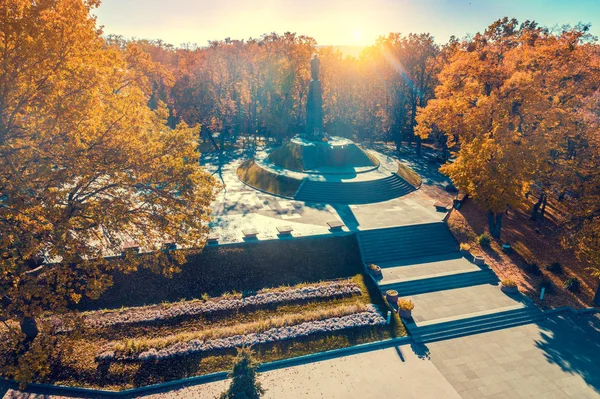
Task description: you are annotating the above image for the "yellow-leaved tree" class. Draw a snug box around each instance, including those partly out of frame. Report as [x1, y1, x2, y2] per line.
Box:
[0, 0, 216, 381]
[416, 18, 600, 238]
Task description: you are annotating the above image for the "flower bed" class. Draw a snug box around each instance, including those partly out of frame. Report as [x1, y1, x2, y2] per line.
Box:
[82, 281, 362, 330]
[98, 305, 385, 362]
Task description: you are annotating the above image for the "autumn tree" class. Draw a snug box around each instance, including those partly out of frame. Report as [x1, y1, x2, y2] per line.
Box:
[416, 18, 600, 238]
[0, 0, 216, 380]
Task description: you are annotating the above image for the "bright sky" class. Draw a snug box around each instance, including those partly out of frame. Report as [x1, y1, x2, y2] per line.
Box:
[94, 0, 600, 47]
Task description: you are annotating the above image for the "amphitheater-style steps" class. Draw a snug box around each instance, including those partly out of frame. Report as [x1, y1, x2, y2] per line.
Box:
[379, 268, 498, 296]
[301, 145, 321, 171]
[359, 222, 458, 264]
[294, 174, 414, 204]
[409, 306, 544, 344]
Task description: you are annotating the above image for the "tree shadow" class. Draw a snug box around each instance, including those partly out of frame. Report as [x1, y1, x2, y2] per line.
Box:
[534, 313, 600, 395]
[409, 341, 431, 360]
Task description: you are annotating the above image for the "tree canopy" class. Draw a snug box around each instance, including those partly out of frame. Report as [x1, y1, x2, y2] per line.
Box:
[0, 0, 217, 377]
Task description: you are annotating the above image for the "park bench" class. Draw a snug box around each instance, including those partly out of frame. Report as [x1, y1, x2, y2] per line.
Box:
[327, 220, 345, 231]
[434, 201, 452, 212]
[242, 229, 259, 239]
[207, 235, 219, 245]
[276, 225, 294, 235]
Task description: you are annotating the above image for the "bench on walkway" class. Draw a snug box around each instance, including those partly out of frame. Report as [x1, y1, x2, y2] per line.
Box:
[242, 229, 259, 239]
[327, 220, 345, 231]
[434, 201, 452, 212]
[276, 225, 294, 235]
[207, 235, 219, 245]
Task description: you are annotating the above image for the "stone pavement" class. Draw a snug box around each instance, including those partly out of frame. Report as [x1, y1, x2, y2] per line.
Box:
[427, 313, 600, 398]
[133, 346, 463, 399]
[202, 148, 453, 243]
[407, 284, 527, 325]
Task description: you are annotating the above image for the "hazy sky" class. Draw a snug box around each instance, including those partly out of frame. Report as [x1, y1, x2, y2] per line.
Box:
[94, 0, 600, 47]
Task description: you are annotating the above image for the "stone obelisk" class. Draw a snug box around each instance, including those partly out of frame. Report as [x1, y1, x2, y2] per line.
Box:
[306, 55, 323, 140]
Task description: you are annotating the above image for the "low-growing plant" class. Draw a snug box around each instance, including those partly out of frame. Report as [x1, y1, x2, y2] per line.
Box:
[500, 279, 517, 288]
[367, 264, 380, 271]
[103, 305, 386, 362]
[459, 243, 472, 251]
[113, 301, 369, 354]
[563, 277, 580, 292]
[524, 262, 541, 276]
[477, 233, 491, 248]
[397, 299, 414, 311]
[546, 262, 563, 274]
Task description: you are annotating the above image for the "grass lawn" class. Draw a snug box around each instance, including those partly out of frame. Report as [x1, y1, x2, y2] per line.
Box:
[267, 142, 304, 171]
[237, 159, 301, 197]
[448, 199, 598, 309]
[396, 161, 422, 189]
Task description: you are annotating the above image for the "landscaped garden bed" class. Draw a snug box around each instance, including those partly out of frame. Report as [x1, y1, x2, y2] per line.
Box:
[7, 273, 405, 390]
[70, 280, 362, 330]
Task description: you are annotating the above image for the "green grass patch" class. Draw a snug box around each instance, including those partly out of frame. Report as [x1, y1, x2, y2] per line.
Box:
[79, 234, 363, 310]
[396, 162, 422, 188]
[267, 142, 304, 171]
[237, 159, 301, 197]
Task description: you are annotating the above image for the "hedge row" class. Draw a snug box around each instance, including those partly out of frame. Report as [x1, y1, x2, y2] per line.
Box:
[82, 281, 361, 330]
[98, 305, 385, 362]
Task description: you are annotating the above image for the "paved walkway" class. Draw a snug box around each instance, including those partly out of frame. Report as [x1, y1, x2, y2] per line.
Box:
[5, 313, 597, 398]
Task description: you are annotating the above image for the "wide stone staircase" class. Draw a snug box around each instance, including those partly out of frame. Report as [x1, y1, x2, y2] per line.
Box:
[410, 306, 544, 344]
[294, 174, 414, 204]
[358, 222, 458, 263]
[358, 222, 544, 343]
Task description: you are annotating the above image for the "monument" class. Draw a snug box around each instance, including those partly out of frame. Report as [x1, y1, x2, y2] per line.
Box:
[306, 55, 323, 140]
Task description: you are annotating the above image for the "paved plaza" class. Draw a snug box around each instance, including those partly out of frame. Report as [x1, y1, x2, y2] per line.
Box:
[203, 148, 452, 243]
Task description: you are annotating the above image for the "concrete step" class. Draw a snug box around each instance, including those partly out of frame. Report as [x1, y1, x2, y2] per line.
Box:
[295, 175, 414, 204]
[380, 269, 498, 296]
[359, 223, 458, 263]
[411, 307, 544, 343]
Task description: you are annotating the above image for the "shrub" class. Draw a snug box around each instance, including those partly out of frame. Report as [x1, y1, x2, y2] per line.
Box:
[524, 263, 541, 276]
[477, 233, 491, 248]
[397, 299, 414, 311]
[546, 262, 563, 274]
[539, 277, 554, 294]
[563, 277, 580, 292]
[367, 264, 381, 272]
[460, 243, 472, 251]
[500, 279, 517, 288]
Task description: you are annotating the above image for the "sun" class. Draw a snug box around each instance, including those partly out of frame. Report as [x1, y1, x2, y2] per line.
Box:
[353, 29, 364, 45]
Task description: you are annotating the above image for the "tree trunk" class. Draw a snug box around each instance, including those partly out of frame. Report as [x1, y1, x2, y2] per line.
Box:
[539, 195, 548, 222]
[416, 136, 422, 157]
[487, 211, 503, 239]
[20, 317, 39, 346]
[530, 193, 545, 221]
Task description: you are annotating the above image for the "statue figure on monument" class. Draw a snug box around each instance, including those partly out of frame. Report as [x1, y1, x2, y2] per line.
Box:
[310, 54, 320, 81]
[306, 55, 323, 139]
